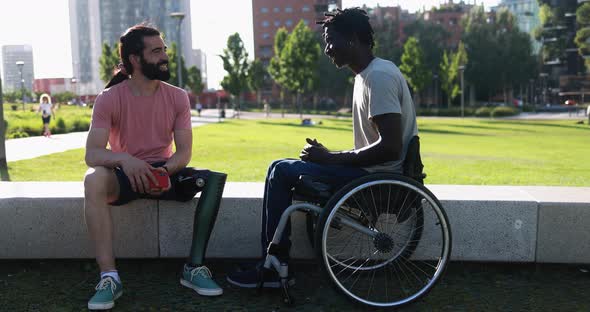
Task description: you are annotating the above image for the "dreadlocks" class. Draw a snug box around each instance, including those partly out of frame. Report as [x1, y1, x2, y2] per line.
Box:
[317, 8, 375, 49]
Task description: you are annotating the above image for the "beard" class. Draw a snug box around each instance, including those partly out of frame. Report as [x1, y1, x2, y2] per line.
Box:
[140, 56, 170, 81]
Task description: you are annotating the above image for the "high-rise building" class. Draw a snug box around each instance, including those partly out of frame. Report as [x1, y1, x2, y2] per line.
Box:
[192, 49, 207, 90]
[252, 0, 342, 67]
[494, 0, 541, 54]
[69, 0, 194, 95]
[1, 45, 34, 92]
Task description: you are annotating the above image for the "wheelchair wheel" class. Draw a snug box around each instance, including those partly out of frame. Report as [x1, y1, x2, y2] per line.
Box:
[314, 173, 451, 308]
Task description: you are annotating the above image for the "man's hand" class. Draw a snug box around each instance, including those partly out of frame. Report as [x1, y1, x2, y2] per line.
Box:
[147, 167, 171, 196]
[119, 156, 158, 194]
[300, 138, 332, 163]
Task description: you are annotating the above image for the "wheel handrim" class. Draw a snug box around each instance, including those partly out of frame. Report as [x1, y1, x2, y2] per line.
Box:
[321, 179, 451, 307]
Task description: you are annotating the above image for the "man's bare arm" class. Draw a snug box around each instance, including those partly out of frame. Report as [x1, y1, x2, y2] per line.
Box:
[85, 128, 129, 168]
[300, 113, 402, 166]
[163, 129, 193, 174]
[85, 128, 157, 193]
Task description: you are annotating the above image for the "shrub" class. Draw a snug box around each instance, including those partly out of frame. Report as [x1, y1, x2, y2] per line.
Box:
[417, 107, 475, 117]
[53, 117, 67, 134]
[475, 107, 493, 117]
[491, 106, 519, 118]
[6, 128, 29, 139]
[10, 105, 18, 111]
[71, 119, 90, 132]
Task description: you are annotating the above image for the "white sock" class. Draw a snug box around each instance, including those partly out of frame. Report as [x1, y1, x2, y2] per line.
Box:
[100, 270, 121, 283]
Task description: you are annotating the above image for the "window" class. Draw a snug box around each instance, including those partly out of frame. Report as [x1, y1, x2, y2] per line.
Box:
[262, 20, 269, 27]
[273, 7, 280, 13]
[302, 5, 310, 12]
[285, 19, 293, 27]
[285, 6, 293, 13]
[274, 20, 281, 27]
[303, 19, 309, 25]
[260, 45, 272, 57]
[261, 7, 268, 13]
[262, 33, 270, 40]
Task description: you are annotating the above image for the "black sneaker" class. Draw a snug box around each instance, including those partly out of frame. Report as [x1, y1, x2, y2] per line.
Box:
[226, 262, 295, 289]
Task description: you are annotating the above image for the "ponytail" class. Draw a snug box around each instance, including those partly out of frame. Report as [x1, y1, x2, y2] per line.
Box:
[104, 64, 129, 89]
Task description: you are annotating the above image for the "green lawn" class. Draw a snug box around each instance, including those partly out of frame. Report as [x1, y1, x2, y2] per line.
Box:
[6, 118, 590, 186]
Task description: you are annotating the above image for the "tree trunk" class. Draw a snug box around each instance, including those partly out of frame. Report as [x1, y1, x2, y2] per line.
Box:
[257, 90, 261, 109]
[313, 93, 318, 112]
[297, 93, 302, 120]
[280, 89, 285, 118]
[0, 77, 10, 181]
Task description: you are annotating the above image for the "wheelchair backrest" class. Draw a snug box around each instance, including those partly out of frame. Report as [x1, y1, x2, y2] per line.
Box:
[402, 136, 426, 184]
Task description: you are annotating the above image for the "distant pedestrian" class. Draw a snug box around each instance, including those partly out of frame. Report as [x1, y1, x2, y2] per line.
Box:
[37, 94, 54, 137]
[263, 99, 270, 118]
[196, 102, 203, 116]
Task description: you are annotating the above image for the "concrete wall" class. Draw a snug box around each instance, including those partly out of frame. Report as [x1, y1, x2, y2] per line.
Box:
[1, 182, 589, 263]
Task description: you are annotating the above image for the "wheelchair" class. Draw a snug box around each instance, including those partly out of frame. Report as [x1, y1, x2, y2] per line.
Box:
[259, 137, 452, 308]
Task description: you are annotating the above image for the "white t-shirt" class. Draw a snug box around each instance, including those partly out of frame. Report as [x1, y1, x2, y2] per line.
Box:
[352, 57, 418, 173]
[39, 102, 52, 116]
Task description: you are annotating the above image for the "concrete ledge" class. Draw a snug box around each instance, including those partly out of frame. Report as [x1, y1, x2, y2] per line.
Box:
[1, 182, 589, 263]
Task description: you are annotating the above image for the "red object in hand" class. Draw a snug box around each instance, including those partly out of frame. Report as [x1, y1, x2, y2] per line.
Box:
[149, 168, 170, 190]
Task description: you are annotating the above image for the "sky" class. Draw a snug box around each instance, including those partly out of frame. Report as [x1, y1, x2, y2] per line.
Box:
[0, 0, 501, 90]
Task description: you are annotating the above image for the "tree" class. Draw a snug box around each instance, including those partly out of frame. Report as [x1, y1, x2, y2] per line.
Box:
[220, 33, 249, 118]
[99, 42, 119, 84]
[439, 51, 455, 107]
[268, 27, 289, 116]
[186, 66, 203, 96]
[403, 20, 449, 73]
[463, 6, 536, 103]
[52, 91, 76, 104]
[440, 42, 468, 107]
[0, 77, 9, 181]
[247, 58, 266, 107]
[167, 42, 189, 89]
[279, 21, 322, 119]
[374, 18, 403, 65]
[400, 36, 431, 106]
[575, 3, 590, 71]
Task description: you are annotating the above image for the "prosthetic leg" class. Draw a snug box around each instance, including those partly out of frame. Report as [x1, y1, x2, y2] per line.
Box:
[173, 169, 227, 266]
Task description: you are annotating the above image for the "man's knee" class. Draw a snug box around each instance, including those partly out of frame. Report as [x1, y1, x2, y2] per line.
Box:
[270, 159, 303, 182]
[84, 167, 117, 201]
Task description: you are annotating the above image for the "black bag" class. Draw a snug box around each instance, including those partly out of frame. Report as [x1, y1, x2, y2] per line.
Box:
[402, 136, 426, 185]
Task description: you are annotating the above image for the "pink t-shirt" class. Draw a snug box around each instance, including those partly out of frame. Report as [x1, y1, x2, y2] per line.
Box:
[90, 80, 192, 163]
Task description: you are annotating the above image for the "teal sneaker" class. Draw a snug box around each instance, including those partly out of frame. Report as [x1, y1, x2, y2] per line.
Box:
[180, 264, 223, 296]
[87, 276, 123, 310]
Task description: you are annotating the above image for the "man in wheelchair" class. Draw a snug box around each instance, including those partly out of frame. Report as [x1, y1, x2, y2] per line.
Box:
[227, 7, 418, 289]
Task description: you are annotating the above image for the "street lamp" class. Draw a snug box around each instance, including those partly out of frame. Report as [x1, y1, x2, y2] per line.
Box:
[458, 65, 465, 118]
[170, 12, 185, 89]
[16, 61, 25, 111]
[433, 74, 439, 108]
[71, 77, 77, 105]
[540, 72, 549, 107]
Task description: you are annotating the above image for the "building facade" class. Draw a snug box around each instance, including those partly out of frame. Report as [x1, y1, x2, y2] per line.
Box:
[33, 78, 77, 95]
[423, 1, 473, 49]
[192, 49, 207, 90]
[495, 0, 542, 54]
[1, 45, 35, 92]
[69, 0, 194, 96]
[252, 0, 341, 66]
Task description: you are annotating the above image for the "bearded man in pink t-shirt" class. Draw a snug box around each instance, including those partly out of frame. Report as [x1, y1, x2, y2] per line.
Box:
[84, 24, 225, 310]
